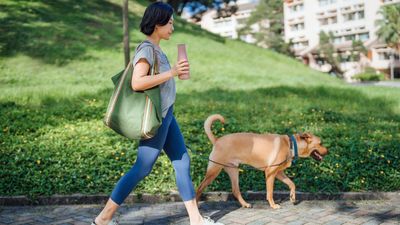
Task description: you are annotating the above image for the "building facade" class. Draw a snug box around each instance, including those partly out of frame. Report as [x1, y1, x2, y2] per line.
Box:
[200, 0, 260, 43]
[283, 0, 400, 80]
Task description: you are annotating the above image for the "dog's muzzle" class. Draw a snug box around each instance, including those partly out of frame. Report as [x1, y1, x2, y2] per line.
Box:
[310, 150, 324, 161]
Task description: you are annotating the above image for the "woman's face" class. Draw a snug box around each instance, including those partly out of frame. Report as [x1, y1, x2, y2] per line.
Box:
[155, 16, 174, 40]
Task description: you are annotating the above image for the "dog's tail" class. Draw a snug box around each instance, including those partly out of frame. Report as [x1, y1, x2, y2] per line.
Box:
[204, 114, 225, 145]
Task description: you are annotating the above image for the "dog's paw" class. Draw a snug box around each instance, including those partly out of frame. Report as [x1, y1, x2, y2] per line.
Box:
[271, 204, 281, 209]
[291, 199, 300, 205]
[242, 203, 252, 208]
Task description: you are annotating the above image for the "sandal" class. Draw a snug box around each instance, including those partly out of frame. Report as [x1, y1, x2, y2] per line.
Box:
[202, 216, 224, 225]
[91, 218, 119, 225]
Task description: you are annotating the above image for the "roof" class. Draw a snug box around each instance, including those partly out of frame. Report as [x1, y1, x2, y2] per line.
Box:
[237, 2, 258, 12]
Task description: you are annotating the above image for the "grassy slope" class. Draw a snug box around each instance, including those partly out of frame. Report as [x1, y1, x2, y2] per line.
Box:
[0, 0, 399, 197]
[0, 0, 343, 104]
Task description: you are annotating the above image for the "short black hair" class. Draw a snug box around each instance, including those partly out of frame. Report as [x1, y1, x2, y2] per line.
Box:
[140, 2, 174, 36]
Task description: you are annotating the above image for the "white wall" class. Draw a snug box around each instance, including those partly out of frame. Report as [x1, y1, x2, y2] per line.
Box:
[283, 0, 400, 78]
[284, 0, 385, 53]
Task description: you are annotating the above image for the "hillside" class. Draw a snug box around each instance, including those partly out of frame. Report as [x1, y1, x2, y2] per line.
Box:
[0, 0, 344, 104]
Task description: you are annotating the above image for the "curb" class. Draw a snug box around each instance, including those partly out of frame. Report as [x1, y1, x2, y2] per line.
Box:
[1, 191, 399, 206]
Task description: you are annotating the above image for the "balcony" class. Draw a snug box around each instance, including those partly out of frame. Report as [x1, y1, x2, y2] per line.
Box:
[285, 0, 304, 6]
[381, 0, 400, 5]
[318, 0, 338, 7]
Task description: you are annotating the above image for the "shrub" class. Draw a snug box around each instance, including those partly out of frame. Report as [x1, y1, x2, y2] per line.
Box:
[354, 69, 385, 82]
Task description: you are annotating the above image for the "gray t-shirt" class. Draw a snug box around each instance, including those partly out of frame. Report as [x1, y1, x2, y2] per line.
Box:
[132, 41, 176, 118]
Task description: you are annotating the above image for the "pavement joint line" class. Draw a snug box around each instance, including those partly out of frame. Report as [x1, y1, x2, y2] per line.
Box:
[1, 191, 399, 206]
[1, 199, 399, 225]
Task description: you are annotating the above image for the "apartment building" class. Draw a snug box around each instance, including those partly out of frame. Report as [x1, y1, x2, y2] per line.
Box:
[200, 0, 260, 43]
[284, 0, 400, 80]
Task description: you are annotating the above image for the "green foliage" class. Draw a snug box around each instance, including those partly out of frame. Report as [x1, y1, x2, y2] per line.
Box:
[1, 86, 399, 197]
[376, 4, 400, 51]
[318, 31, 343, 76]
[354, 67, 385, 81]
[349, 40, 367, 61]
[318, 33, 369, 76]
[0, 0, 399, 198]
[240, 0, 293, 56]
[354, 73, 385, 82]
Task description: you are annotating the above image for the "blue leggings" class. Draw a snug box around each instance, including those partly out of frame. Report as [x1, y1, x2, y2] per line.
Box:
[110, 106, 195, 205]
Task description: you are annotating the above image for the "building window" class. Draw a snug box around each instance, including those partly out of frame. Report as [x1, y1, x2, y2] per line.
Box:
[359, 32, 369, 41]
[382, 0, 397, 4]
[334, 36, 342, 44]
[290, 23, 305, 31]
[378, 52, 391, 60]
[357, 11, 365, 19]
[343, 13, 355, 21]
[290, 4, 304, 13]
[343, 10, 365, 21]
[292, 41, 309, 49]
[319, 18, 328, 25]
[345, 34, 355, 41]
[378, 52, 399, 60]
[319, 16, 337, 26]
[214, 19, 233, 28]
[319, 0, 337, 7]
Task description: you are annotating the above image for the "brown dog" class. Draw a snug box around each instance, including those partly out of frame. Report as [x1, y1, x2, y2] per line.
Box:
[196, 114, 329, 209]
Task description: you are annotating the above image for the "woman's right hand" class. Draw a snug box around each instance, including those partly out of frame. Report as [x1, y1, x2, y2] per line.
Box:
[171, 60, 189, 77]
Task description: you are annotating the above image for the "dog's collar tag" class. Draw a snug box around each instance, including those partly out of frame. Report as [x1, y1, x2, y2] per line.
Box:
[290, 135, 299, 164]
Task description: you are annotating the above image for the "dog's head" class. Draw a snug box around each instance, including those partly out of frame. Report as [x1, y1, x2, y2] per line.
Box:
[297, 133, 328, 161]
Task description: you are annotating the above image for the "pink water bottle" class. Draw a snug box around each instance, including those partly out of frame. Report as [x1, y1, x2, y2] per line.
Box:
[177, 44, 190, 80]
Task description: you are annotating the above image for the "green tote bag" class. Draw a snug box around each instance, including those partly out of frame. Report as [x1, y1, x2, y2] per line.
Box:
[103, 45, 162, 140]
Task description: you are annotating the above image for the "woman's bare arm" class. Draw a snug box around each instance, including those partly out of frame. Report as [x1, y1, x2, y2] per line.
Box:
[131, 59, 189, 91]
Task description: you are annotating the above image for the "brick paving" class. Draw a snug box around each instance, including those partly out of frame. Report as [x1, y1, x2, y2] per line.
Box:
[0, 200, 399, 225]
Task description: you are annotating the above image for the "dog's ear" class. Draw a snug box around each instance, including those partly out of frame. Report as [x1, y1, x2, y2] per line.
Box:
[299, 132, 312, 144]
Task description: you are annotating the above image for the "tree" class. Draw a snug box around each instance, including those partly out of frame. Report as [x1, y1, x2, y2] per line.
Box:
[350, 40, 367, 62]
[239, 0, 292, 56]
[376, 4, 400, 52]
[376, 4, 400, 79]
[122, 0, 130, 67]
[318, 31, 343, 76]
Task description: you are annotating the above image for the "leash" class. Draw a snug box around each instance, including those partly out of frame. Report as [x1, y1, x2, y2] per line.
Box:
[290, 134, 299, 164]
[185, 135, 298, 171]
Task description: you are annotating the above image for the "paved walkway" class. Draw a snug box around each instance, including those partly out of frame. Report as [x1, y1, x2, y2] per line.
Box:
[1, 199, 399, 225]
[351, 81, 400, 88]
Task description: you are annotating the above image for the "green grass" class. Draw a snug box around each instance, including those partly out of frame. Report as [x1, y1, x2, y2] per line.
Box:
[1, 0, 399, 198]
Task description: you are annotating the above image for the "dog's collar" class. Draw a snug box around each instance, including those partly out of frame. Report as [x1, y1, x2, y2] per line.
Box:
[289, 135, 299, 163]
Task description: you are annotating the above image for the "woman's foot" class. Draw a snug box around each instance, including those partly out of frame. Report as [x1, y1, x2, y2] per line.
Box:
[92, 217, 119, 225]
[201, 216, 224, 225]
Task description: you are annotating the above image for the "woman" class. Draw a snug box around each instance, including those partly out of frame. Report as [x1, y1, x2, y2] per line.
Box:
[92, 2, 224, 225]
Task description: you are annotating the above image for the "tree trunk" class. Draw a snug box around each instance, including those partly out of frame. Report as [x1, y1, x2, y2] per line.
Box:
[390, 53, 394, 80]
[123, 0, 130, 67]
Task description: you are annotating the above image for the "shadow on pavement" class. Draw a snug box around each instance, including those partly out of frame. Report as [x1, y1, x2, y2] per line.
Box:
[370, 209, 400, 223]
[334, 200, 400, 223]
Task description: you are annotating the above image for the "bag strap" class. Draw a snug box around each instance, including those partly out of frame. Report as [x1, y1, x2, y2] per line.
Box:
[136, 40, 159, 77]
[149, 44, 159, 77]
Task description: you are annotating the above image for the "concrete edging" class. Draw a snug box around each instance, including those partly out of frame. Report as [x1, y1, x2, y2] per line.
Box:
[1, 191, 399, 206]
